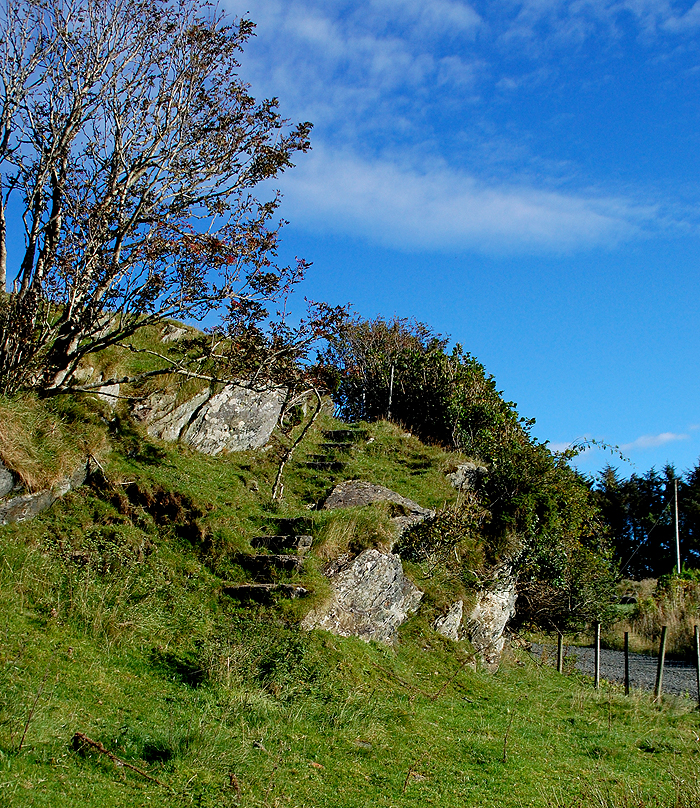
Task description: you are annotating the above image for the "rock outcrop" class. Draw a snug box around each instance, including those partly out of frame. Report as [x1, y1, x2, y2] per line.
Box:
[160, 323, 188, 343]
[301, 548, 423, 645]
[97, 382, 120, 409]
[132, 384, 285, 455]
[0, 461, 15, 498]
[0, 461, 90, 526]
[446, 462, 487, 491]
[466, 563, 517, 672]
[323, 480, 433, 539]
[434, 600, 464, 641]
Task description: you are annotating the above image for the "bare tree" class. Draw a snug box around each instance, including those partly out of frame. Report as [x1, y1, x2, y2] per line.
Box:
[0, 0, 313, 394]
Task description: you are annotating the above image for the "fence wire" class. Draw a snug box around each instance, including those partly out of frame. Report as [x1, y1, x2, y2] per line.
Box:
[530, 643, 698, 698]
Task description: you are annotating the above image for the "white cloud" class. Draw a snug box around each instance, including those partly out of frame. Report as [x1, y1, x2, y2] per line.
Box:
[620, 431, 690, 451]
[372, 0, 482, 35]
[276, 147, 655, 251]
[225, 0, 694, 251]
[663, 1, 700, 31]
[498, 0, 700, 47]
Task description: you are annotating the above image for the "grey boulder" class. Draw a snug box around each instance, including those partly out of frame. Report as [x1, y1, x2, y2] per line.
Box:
[323, 480, 433, 539]
[446, 462, 487, 491]
[466, 563, 517, 672]
[0, 461, 15, 498]
[301, 548, 423, 645]
[0, 461, 90, 526]
[434, 600, 464, 641]
[133, 384, 285, 455]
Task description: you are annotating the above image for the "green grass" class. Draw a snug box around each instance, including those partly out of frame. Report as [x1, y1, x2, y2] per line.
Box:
[3, 591, 700, 808]
[3, 400, 700, 807]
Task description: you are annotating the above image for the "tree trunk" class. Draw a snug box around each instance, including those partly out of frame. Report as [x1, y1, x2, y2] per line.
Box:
[0, 196, 6, 293]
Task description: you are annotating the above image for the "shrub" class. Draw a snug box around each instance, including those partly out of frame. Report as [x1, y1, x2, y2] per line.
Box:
[396, 494, 488, 585]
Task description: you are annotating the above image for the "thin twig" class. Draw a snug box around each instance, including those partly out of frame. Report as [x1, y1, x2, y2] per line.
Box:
[429, 656, 473, 701]
[71, 732, 173, 791]
[87, 453, 105, 475]
[18, 655, 53, 752]
[402, 750, 429, 794]
[272, 386, 322, 501]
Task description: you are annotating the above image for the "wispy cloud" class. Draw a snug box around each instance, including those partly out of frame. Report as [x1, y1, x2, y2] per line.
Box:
[227, 0, 697, 250]
[620, 432, 690, 451]
[368, 0, 482, 36]
[500, 1, 700, 45]
[278, 148, 657, 251]
[663, 1, 700, 32]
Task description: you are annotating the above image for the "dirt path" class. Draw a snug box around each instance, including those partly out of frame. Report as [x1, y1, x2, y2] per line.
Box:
[530, 642, 699, 699]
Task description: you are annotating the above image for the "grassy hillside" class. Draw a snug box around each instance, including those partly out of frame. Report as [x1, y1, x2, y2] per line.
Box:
[2, 392, 700, 807]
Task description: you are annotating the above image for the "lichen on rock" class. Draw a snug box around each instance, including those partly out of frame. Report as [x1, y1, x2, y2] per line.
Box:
[434, 600, 464, 641]
[466, 563, 517, 672]
[132, 383, 285, 455]
[446, 462, 487, 491]
[301, 548, 423, 645]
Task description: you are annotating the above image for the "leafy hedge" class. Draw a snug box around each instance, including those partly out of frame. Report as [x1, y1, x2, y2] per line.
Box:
[322, 314, 617, 629]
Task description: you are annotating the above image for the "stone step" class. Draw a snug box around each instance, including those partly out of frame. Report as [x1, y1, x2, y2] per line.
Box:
[322, 429, 368, 443]
[318, 442, 354, 453]
[305, 461, 346, 471]
[232, 553, 304, 578]
[308, 453, 350, 462]
[222, 583, 309, 603]
[249, 534, 313, 555]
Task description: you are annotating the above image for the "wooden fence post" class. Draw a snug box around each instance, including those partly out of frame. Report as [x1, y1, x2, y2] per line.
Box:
[594, 621, 601, 689]
[624, 631, 630, 696]
[654, 625, 668, 702]
[557, 633, 563, 674]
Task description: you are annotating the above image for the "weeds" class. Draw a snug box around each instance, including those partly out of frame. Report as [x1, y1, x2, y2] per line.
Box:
[606, 577, 700, 658]
[2, 404, 700, 807]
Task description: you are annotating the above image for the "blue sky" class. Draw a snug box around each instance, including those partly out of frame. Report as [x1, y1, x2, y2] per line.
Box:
[222, 0, 700, 478]
[233, 1, 699, 477]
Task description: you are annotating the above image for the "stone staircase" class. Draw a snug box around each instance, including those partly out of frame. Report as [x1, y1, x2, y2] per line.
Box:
[222, 426, 369, 605]
[222, 533, 313, 604]
[304, 427, 369, 472]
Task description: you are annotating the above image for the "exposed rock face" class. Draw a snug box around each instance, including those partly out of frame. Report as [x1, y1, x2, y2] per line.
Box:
[301, 548, 423, 645]
[97, 382, 120, 409]
[0, 461, 15, 498]
[446, 462, 487, 491]
[132, 384, 285, 455]
[133, 389, 210, 443]
[467, 563, 517, 672]
[323, 480, 433, 539]
[160, 323, 188, 343]
[185, 385, 285, 455]
[434, 600, 464, 641]
[0, 461, 90, 525]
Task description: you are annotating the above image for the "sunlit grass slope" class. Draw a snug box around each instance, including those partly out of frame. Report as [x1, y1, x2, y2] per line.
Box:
[1, 394, 700, 807]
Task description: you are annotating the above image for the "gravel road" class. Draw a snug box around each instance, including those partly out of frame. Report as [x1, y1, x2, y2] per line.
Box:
[530, 643, 699, 699]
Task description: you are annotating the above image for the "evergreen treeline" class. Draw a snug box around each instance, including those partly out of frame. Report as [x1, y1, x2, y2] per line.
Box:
[592, 463, 700, 579]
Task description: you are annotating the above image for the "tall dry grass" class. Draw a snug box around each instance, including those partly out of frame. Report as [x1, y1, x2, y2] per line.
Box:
[609, 577, 700, 658]
[0, 394, 105, 491]
[314, 503, 397, 561]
